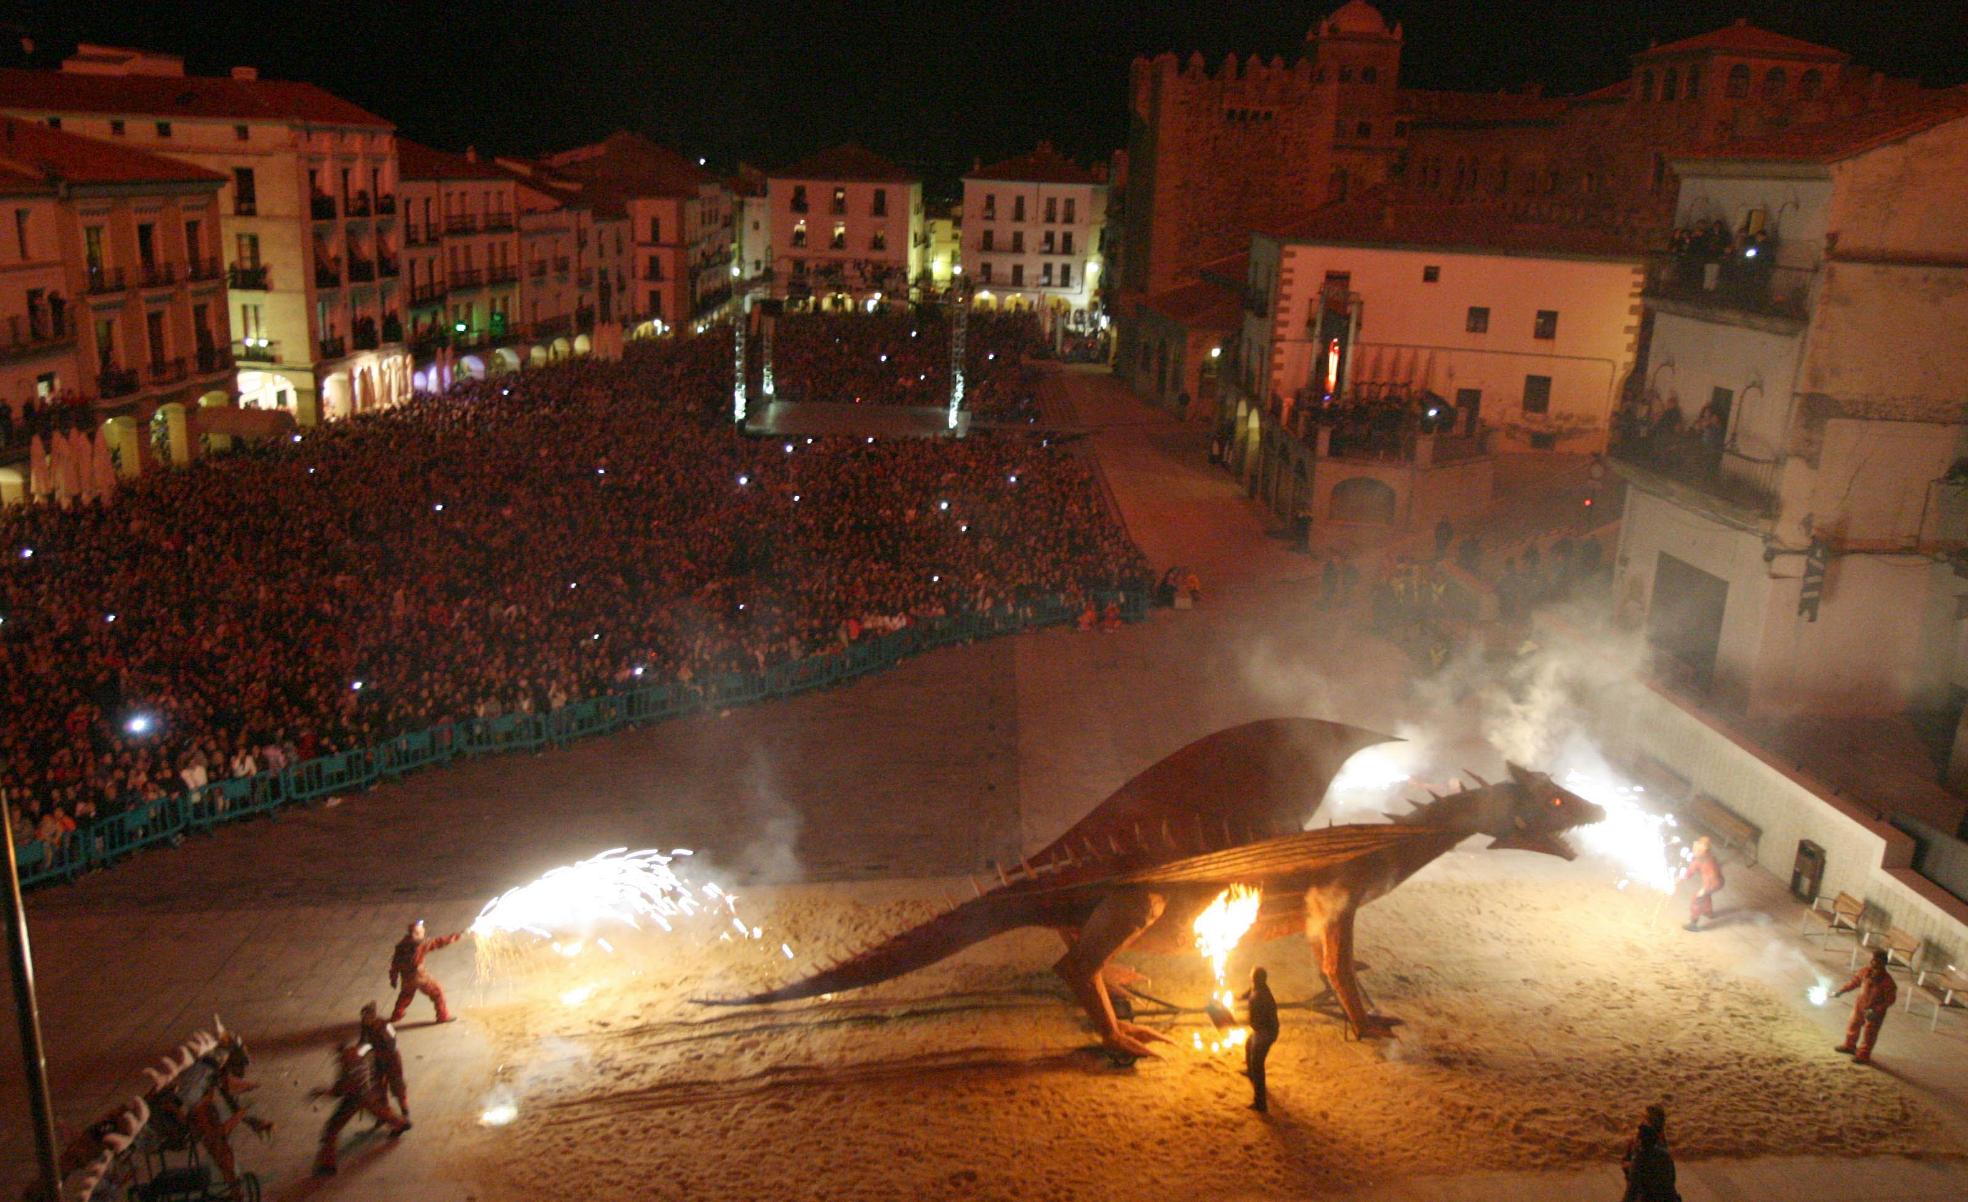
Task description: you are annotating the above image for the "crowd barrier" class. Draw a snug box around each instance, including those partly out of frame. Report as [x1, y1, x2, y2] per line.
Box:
[12, 591, 1148, 888]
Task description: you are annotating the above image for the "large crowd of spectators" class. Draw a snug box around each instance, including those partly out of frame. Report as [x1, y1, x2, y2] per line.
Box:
[2, 324, 1148, 859]
[767, 309, 1044, 420]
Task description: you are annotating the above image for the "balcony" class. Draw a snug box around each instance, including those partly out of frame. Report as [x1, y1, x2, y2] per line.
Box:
[529, 314, 572, 338]
[483, 211, 515, 232]
[410, 281, 447, 306]
[148, 357, 188, 385]
[445, 213, 478, 235]
[1609, 421, 1780, 522]
[234, 337, 277, 363]
[382, 314, 403, 343]
[405, 225, 430, 247]
[311, 194, 338, 220]
[316, 264, 343, 289]
[228, 263, 271, 290]
[233, 198, 257, 217]
[348, 257, 377, 283]
[488, 264, 520, 286]
[450, 267, 484, 290]
[195, 344, 234, 374]
[352, 327, 380, 351]
[1, 313, 73, 362]
[317, 335, 347, 360]
[409, 330, 449, 358]
[139, 261, 176, 289]
[376, 193, 397, 216]
[86, 266, 127, 295]
[97, 366, 140, 398]
[1647, 250, 1814, 331]
[347, 194, 373, 218]
[640, 268, 666, 283]
[187, 257, 222, 282]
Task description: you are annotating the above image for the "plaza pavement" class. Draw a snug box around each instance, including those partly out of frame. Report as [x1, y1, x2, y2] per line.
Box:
[3, 364, 1964, 1199]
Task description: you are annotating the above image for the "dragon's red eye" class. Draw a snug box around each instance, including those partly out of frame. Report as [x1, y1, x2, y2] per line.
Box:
[1551, 797, 1563, 807]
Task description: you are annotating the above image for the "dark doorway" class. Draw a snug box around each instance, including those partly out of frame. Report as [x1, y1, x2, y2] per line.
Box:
[1648, 553, 1728, 690]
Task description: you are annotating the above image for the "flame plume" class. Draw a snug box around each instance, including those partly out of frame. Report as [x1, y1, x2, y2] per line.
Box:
[1190, 885, 1262, 1054]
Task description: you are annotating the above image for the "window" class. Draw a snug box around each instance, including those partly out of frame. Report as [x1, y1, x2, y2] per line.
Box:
[1063, 197, 1076, 223]
[983, 194, 996, 219]
[1013, 196, 1025, 221]
[109, 119, 125, 136]
[44, 116, 59, 129]
[1061, 231, 1074, 254]
[647, 216, 661, 242]
[980, 261, 993, 284]
[981, 229, 994, 251]
[95, 317, 115, 367]
[155, 121, 172, 138]
[1010, 230, 1024, 253]
[146, 310, 167, 366]
[1726, 64, 1750, 98]
[1533, 309, 1558, 339]
[1058, 262, 1070, 287]
[1045, 197, 1057, 223]
[234, 124, 249, 141]
[791, 185, 808, 212]
[791, 220, 807, 248]
[1422, 265, 1440, 283]
[232, 167, 256, 215]
[648, 291, 663, 318]
[829, 222, 846, 250]
[183, 218, 200, 261]
[1465, 306, 1489, 333]
[1686, 64, 1702, 97]
[1522, 375, 1552, 414]
[1799, 68, 1823, 99]
[1338, 66, 1354, 83]
[1356, 121, 1372, 138]
[645, 257, 663, 281]
[1662, 67, 1678, 101]
[12, 208, 27, 258]
[831, 187, 846, 215]
[84, 226, 105, 270]
[1762, 67, 1786, 99]
[1011, 264, 1024, 286]
[872, 188, 887, 217]
[870, 229, 886, 251]
[1042, 230, 1055, 253]
[1652, 152, 1667, 192]
[236, 232, 259, 267]
[1362, 66, 1377, 83]
[1041, 263, 1053, 286]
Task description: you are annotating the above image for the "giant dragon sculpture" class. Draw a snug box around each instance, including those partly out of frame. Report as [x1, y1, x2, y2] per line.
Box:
[711, 718, 1605, 1055]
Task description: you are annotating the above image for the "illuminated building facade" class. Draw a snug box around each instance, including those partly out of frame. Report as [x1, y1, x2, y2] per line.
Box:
[961, 143, 1107, 337]
[397, 140, 521, 369]
[766, 144, 922, 306]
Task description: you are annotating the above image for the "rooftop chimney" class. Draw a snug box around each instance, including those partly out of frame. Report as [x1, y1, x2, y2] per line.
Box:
[230, 66, 258, 81]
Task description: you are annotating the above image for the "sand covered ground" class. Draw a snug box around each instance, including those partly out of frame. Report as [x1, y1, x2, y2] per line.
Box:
[465, 855, 1960, 1202]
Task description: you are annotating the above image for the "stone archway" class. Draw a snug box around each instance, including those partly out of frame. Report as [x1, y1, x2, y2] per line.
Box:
[550, 336, 573, 361]
[529, 344, 551, 368]
[149, 401, 191, 467]
[320, 370, 353, 422]
[456, 354, 486, 380]
[492, 347, 523, 375]
[573, 333, 593, 356]
[102, 415, 143, 478]
[1331, 475, 1398, 525]
[196, 390, 235, 455]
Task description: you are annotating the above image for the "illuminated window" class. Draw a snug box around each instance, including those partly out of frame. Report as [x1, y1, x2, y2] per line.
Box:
[1041, 263, 1053, 286]
[791, 220, 807, 248]
[830, 222, 846, 250]
[831, 187, 846, 215]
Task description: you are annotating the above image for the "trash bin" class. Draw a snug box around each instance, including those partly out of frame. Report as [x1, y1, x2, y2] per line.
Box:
[1790, 839, 1825, 902]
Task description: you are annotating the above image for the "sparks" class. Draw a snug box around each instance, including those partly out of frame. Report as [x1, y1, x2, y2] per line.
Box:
[1562, 770, 1683, 892]
[1192, 885, 1262, 1054]
[1807, 983, 1830, 1007]
[480, 1101, 518, 1127]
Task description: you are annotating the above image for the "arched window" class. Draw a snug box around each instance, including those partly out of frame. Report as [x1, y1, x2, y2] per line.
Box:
[1639, 70, 1655, 102]
[1662, 67, 1679, 101]
[1686, 64, 1702, 98]
[1726, 64, 1751, 98]
[1763, 67, 1786, 99]
[1799, 68, 1823, 98]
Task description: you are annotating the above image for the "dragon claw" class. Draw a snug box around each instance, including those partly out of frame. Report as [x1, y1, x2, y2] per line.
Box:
[1117, 1020, 1173, 1047]
[1103, 1032, 1160, 1059]
[1353, 1014, 1404, 1039]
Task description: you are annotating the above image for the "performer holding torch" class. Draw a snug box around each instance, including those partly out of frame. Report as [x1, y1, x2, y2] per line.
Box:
[389, 920, 464, 1023]
[1833, 949, 1897, 1065]
[1240, 966, 1280, 1113]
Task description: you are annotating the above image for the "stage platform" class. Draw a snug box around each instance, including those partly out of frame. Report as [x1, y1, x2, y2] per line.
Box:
[742, 400, 969, 439]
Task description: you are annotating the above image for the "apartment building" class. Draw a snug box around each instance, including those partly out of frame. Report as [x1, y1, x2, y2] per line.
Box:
[731, 164, 770, 286]
[1612, 91, 1968, 715]
[543, 133, 734, 333]
[492, 156, 632, 352]
[0, 45, 410, 424]
[961, 143, 1106, 333]
[397, 140, 522, 364]
[0, 157, 77, 421]
[767, 144, 922, 306]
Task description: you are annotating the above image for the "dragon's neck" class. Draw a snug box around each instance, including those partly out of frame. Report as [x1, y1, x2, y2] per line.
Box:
[1391, 777, 1515, 836]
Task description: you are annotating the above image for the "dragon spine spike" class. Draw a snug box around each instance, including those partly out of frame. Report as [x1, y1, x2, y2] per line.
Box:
[993, 862, 1009, 887]
[969, 875, 984, 898]
[1020, 856, 1035, 878]
[1463, 770, 1490, 788]
[1222, 816, 1234, 844]
[1161, 820, 1176, 849]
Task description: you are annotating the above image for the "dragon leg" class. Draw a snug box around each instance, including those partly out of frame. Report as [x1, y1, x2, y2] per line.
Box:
[1053, 890, 1172, 1057]
[1310, 905, 1402, 1039]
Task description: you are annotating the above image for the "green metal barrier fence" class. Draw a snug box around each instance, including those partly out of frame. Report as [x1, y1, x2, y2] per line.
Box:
[14, 591, 1147, 888]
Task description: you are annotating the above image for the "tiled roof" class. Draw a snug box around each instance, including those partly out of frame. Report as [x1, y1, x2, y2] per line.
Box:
[0, 116, 227, 187]
[1681, 86, 1968, 164]
[1140, 261, 1245, 331]
[396, 139, 513, 182]
[544, 132, 714, 199]
[1634, 20, 1846, 63]
[966, 143, 1100, 185]
[1264, 192, 1648, 259]
[0, 66, 391, 128]
[772, 143, 915, 184]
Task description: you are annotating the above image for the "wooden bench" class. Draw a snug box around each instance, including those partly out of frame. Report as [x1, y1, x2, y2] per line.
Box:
[1852, 925, 1923, 974]
[1801, 891, 1865, 946]
[1907, 966, 1968, 1032]
[1683, 792, 1760, 864]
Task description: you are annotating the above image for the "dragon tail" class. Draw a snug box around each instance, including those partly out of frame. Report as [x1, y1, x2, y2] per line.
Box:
[698, 891, 1036, 1006]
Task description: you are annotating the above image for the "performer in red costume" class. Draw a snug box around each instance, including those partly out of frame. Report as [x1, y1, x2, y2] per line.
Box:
[1833, 949, 1898, 1065]
[388, 920, 464, 1023]
[1680, 837, 1725, 931]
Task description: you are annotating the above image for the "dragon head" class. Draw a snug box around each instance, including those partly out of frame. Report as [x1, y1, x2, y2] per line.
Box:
[1481, 762, 1605, 861]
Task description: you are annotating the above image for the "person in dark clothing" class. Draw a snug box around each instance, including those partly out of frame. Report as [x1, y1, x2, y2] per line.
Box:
[1240, 965, 1281, 1113]
[1620, 1104, 1679, 1202]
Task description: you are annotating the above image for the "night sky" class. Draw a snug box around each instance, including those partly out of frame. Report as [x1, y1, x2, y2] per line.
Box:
[16, 0, 1968, 193]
